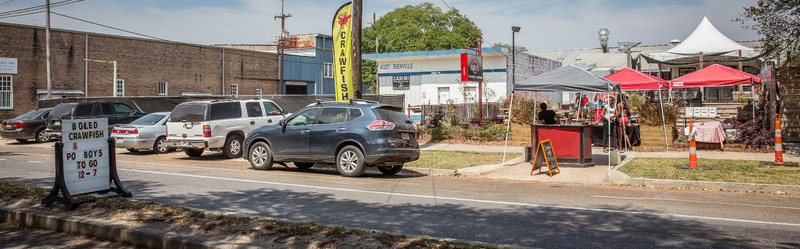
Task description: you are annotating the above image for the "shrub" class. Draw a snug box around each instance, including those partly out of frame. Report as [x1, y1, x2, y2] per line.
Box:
[734, 101, 773, 148]
[463, 124, 507, 141]
[627, 92, 643, 111]
[638, 97, 679, 126]
[502, 92, 548, 125]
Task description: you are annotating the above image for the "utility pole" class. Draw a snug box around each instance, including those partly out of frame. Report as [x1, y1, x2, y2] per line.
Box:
[274, 0, 291, 95]
[352, 0, 362, 98]
[45, 0, 52, 99]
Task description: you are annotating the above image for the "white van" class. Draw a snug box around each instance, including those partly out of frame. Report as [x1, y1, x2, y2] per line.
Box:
[166, 99, 285, 158]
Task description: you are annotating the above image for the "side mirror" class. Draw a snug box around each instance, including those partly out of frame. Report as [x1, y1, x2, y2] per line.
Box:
[279, 119, 286, 127]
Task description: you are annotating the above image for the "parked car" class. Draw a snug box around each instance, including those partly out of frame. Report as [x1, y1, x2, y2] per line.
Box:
[1, 108, 53, 143]
[111, 112, 173, 154]
[45, 101, 146, 140]
[166, 99, 286, 159]
[243, 100, 420, 177]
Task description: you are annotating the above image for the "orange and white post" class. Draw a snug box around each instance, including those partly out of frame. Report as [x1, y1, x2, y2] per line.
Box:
[689, 117, 698, 169]
[775, 114, 784, 165]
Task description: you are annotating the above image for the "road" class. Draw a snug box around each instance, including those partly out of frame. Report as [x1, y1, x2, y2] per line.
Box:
[1, 140, 799, 248]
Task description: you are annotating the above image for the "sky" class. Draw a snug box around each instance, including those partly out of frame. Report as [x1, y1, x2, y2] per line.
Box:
[0, 0, 762, 51]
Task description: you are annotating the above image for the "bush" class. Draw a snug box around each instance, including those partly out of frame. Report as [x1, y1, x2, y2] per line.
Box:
[502, 92, 548, 125]
[628, 92, 643, 111]
[463, 124, 507, 141]
[734, 101, 773, 148]
[638, 98, 679, 126]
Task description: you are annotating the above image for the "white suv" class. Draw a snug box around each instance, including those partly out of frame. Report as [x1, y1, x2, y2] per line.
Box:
[166, 99, 285, 158]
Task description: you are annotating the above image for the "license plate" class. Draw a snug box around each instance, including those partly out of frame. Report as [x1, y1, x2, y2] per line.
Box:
[54, 120, 61, 126]
[116, 139, 124, 143]
[401, 133, 410, 140]
[181, 141, 189, 146]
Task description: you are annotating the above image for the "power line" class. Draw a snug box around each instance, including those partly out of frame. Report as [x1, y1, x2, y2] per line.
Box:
[0, 0, 18, 6]
[51, 11, 170, 41]
[440, 0, 454, 11]
[0, 0, 81, 18]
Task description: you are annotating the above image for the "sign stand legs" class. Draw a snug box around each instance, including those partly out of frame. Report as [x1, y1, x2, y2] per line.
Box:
[42, 139, 132, 210]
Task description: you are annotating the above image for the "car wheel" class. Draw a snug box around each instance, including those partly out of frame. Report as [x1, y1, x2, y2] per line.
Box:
[15, 139, 27, 143]
[248, 142, 274, 170]
[153, 136, 169, 154]
[336, 145, 366, 177]
[126, 148, 139, 153]
[35, 129, 49, 143]
[294, 162, 314, 169]
[185, 148, 204, 157]
[223, 134, 243, 159]
[377, 165, 403, 176]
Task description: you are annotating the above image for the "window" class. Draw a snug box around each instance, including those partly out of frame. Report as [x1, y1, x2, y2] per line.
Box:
[317, 108, 348, 124]
[255, 89, 262, 98]
[74, 103, 95, 117]
[323, 63, 333, 78]
[159, 81, 168, 96]
[115, 79, 125, 97]
[347, 108, 363, 121]
[231, 84, 239, 97]
[101, 103, 114, 114]
[245, 102, 263, 117]
[262, 102, 282, 116]
[287, 108, 319, 126]
[114, 103, 135, 114]
[209, 102, 242, 120]
[0, 75, 11, 109]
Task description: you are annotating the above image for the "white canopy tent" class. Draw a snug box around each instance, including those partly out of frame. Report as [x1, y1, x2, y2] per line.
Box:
[650, 16, 758, 61]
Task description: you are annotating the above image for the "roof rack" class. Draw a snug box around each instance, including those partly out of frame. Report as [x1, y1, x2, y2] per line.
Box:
[348, 98, 380, 104]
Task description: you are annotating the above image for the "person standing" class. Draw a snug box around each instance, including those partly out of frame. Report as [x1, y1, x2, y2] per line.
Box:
[617, 96, 632, 152]
[603, 96, 618, 153]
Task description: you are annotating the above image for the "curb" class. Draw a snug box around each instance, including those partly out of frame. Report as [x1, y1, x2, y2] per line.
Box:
[457, 157, 525, 175]
[0, 206, 232, 249]
[403, 166, 456, 176]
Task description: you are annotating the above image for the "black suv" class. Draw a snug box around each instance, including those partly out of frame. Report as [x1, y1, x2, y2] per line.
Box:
[45, 101, 146, 140]
[243, 100, 420, 177]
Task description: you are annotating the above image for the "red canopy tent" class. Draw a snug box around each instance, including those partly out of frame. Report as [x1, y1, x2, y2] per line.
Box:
[604, 68, 669, 90]
[671, 64, 761, 88]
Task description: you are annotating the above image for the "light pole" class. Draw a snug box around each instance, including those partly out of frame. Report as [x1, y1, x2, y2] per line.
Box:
[618, 41, 641, 68]
[511, 26, 520, 85]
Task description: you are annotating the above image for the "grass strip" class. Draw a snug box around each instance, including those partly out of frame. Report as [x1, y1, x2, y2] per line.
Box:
[406, 150, 522, 170]
[620, 158, 800, 185]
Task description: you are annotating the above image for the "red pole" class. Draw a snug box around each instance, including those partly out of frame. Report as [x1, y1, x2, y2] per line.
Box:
[478, 39, 483, 127]
[408, 104, 411, 118]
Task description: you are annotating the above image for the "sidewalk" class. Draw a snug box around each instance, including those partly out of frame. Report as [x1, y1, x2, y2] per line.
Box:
[420, 143, 800, 194]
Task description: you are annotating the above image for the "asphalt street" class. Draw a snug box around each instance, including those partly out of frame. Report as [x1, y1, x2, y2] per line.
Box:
[1, 141, 799, 248]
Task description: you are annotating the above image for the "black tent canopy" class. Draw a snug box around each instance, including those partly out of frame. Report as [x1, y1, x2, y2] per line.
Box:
[513, 65, 620, 93]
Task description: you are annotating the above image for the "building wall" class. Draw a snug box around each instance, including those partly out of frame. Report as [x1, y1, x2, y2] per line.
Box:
[0, 23, 279, 119]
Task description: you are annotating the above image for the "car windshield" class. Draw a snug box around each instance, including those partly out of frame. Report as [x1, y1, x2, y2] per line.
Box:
[49, 103, 76, 118]
[169, 104, 207, 122]
[131, 113, 166, 125]
[14, 109, 45, 120]
[373, 106, 411, 124]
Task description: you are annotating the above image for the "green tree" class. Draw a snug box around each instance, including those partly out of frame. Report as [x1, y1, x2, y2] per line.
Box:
[737, 0, 800, 59]
[361, 3, 483, 92]
[492, 43, 528, 53]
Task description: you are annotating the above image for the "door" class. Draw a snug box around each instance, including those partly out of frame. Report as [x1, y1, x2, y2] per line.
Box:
[271, 108, 319, 159]
[244, 101, 265, 134]
[309, 107, 349, 160]
[438, 87, 450, 105]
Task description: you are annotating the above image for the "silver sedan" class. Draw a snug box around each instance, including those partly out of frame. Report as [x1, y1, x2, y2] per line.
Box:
[111, 112, 173, 154]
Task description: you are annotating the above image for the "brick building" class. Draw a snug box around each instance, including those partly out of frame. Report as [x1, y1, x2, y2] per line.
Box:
[0, 22, 280, 119]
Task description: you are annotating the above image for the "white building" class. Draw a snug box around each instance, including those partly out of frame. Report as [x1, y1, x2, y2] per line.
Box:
[363, 47, 561, 114]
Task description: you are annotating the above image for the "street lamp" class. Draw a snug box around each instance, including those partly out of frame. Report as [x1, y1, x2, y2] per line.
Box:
[511, 26, 520, 85]
[618, 41, 641, 68]
[598, 28, 609, 53]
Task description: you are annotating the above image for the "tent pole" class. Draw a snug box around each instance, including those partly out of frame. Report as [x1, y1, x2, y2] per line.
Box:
[659, 86, 669, 150]
[502, 92, 515, 166]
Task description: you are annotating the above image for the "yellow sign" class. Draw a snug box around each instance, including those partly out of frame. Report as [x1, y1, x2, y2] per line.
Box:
[332, 2, 354, 101]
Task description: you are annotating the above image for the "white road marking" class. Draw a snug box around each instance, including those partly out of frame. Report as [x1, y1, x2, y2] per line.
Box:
[593, 195, 800, 211]
[119, 168, 800, 228]
[26, 161, 42, 164]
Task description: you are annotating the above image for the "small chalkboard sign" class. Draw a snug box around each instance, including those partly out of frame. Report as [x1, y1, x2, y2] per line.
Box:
[530, 139, 560, 177]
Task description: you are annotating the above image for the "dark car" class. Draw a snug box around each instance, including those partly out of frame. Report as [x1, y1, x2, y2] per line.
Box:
[243, 100, 420, 177]
[1, 108, 53, 143]
[45, 101, 146, 140]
